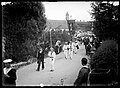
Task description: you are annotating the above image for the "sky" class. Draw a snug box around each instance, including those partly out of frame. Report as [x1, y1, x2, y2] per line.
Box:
[42, 2, 93, 21]
[1, 1, 119, 21]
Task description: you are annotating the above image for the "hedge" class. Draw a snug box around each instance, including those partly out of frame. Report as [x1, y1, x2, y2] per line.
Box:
[90, 40, 118, 81]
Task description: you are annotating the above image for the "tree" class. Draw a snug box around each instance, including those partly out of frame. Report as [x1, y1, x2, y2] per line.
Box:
[2, 1, 46, 62]
[91, 1, 118, 42]
[90, 2, 118, 84]
[43, 29, 71, 47]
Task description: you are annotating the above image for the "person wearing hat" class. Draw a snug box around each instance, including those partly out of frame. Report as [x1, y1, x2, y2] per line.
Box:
[63, 42, 69, 59]
[36, 46, 45, 71]
[3, 59, 17, 86]
[48, 47, 56, 72]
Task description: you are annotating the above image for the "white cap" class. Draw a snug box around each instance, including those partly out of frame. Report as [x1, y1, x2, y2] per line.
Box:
[90, 51, 95, 54]
[3, 59, 12, 63]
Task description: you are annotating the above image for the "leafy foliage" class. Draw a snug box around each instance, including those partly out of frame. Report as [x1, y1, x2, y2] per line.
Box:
[43, 29, 71, 48]
[91, 1, 118, 41]
[3, 2, 46, 62]
[90, 40, 118, 81]
[90, 40, 118, 69]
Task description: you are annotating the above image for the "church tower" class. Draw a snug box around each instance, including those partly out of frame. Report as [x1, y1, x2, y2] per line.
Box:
[66, 12, 69, 20]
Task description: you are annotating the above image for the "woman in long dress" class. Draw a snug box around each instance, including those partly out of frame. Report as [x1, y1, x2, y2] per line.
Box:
[48, 48, 56, 72]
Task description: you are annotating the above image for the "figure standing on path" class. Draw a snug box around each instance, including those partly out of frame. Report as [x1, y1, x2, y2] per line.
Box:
[75, 41, 79, 53]
[3, 59, 17, 86]
[73, 42, 77, 54]
[55, 40, 59, 55]
[63, 42, 69, 59]
[86, 43, 92, 56]
[36, 46, 45, 71]
[59, 42, 62, 53]
[76, 41, 79, 50]
[48, 48, 56, 72]
[94, 37, 100, 50]
[68, 41, 74, 59]
[83, 37, 90, 55]
[74, 57, 90, 86]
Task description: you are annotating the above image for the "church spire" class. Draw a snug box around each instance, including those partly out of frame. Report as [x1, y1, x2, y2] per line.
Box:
[66, 12, 69, 20]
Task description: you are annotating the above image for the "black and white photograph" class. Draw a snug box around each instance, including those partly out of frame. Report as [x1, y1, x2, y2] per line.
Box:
[2, 1, 118, 86]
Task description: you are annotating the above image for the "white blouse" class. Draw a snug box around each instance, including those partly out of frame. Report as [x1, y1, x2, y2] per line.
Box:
[48, 51, 56, 59]
[3, 67, 12, 75]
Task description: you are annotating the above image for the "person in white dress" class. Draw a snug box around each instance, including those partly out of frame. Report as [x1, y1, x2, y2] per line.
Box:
[48, 48, 56, 72]
[68, 41, 74, 59]
[63, 42, 69, 59]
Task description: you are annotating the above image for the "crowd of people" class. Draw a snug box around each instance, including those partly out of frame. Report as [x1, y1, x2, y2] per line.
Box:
[36, 39, 98, 86]
[2, 36, 104, 86]
[81, 35, 101, 58]
[36, 40, 81, 72]
[62, 41, 80, 60]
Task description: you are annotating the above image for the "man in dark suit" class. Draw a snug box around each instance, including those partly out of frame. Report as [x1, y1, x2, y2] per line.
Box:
[36, 46, 45, 71]
[74, 58, 90, 86]
[83, 37, 90, 55]
[55, 44, 59, 55]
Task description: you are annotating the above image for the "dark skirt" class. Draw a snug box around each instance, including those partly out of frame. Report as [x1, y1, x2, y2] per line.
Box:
[3, 69, 16, 86]
[3, 76, 16, 86]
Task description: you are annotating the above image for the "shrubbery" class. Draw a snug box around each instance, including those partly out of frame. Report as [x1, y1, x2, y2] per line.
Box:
[90, 40, 118, 69]
[90, 40, 118, 81]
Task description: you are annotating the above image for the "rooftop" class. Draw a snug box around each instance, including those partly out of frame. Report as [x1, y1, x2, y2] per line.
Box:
[46, 19, 68, 29]
[46, 19, 93, 32]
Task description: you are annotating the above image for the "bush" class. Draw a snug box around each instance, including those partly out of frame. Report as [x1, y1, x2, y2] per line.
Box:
[90, 40, 118, 81]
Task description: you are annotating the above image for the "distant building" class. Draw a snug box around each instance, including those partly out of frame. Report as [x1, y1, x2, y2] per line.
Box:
[46, 20, 69, 32]
[75, 21, 93, 32]
[45, 20, 93, 33]
[46, 10, 93, 36]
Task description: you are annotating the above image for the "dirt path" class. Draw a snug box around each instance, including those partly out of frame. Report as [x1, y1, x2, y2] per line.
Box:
[16, 45, 88, 86]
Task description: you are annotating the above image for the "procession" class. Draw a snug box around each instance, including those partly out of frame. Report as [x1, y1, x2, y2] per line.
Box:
[2, 36, 102, 86]
[2, 1, 118, 86]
